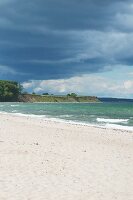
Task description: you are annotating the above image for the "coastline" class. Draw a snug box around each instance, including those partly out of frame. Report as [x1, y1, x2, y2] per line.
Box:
[0, 113, 133, 199]
[0, 110, 133, 132]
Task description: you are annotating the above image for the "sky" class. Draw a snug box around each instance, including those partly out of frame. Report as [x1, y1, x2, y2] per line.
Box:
[0, 0, 133, 98]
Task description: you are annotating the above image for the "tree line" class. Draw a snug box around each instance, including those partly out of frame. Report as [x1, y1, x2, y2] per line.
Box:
[0, 80, 22, 102]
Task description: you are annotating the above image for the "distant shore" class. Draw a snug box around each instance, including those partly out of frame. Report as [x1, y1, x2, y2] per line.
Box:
[0, 112, 133, 200]
[19, 94, 100, 103]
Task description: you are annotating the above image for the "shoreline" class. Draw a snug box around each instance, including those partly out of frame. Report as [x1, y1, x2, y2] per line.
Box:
[0, 113, 133, 199]
[0, 111, 133, 133]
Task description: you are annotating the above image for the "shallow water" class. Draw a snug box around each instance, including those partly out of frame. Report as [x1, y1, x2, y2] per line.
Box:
[0, 102, 133, 131]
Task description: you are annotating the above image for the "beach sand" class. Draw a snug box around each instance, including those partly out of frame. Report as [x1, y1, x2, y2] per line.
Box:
[0, 113, 133, 200]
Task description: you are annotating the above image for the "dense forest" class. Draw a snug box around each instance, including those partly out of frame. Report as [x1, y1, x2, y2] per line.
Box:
[0, 80, 22, 102]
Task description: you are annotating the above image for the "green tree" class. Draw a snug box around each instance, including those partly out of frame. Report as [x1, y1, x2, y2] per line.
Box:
[0, 80, 22, 102]
[67, 93, 77, 97]
[42, 93, 49, 95]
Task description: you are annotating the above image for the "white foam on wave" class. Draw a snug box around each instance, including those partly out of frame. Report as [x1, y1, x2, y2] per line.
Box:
[97, 118, 128, 123]
[14, 112, 46, 118]
[58, 114, 73, 118]
[0, 111, 132, 132]
[34, 116, 133, 132]
[105, 123, 133, 131]
[10, 105, 19, 107]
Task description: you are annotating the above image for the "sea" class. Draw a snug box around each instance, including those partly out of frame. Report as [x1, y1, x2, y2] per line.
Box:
[0, 98, 133, 131]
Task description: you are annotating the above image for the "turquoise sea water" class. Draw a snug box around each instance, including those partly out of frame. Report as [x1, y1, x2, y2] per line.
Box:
[0, 102, 133, 131]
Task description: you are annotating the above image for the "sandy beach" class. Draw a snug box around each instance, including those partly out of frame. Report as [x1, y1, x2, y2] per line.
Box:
[0, 113, 133, 200]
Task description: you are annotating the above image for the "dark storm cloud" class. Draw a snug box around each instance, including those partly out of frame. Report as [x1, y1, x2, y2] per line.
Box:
[0, 0, 133, 81]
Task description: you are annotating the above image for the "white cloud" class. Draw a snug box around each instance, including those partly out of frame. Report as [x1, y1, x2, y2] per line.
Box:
[22, 75, 133, 98]
[124, 80, 133, 90]
[22, 82, 33, 89]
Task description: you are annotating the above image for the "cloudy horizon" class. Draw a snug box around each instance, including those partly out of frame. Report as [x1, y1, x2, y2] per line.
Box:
[0, 0, 133, 98]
